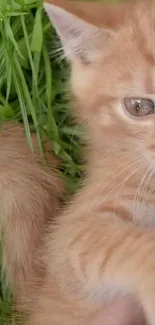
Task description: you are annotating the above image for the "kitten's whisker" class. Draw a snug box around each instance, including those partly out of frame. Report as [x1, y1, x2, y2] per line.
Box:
[91, 156, 141, 197]
[93, 153, 143, 181]
[133, 166, 153, 219]
[137, 168, 154, 220]
[92, 158, 144, 210]
[113, 161, 147, 218]
[100, 161, 144, 207]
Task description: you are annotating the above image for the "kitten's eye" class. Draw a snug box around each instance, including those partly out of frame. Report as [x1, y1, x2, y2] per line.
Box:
[124, 98, 155, 117]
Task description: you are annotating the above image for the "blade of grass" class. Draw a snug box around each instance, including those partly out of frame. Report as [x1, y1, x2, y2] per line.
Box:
[43, 44, 59, 143]
[14, 53, 43, 155]
[20, 15, 43, 116]
[12, 63, 34, 151]
[31, 6, 43, 53]
[1, 0, 7, 10]
[4, 18, 24, 58]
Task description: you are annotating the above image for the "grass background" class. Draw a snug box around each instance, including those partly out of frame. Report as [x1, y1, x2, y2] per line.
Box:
[0, 0, 124, 323]
[0, 0, 84, 323]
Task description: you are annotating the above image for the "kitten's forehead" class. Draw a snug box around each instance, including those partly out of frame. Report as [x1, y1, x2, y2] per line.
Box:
[121, 1, 155, 94]
[132, 1, 155, 50]
[97, 1, 155, 96]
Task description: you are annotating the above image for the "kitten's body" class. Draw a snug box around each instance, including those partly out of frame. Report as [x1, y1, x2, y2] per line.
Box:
[2, 1, 155, 325]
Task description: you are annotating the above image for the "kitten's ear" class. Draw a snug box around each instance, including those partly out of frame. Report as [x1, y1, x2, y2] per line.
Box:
[44, 2, 116, 62]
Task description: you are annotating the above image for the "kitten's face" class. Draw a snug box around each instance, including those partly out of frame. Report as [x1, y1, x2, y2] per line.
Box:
[45, 0, 155, 164]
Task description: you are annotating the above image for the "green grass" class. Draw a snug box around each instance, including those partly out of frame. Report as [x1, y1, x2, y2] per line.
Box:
[0, 0, 83, 186]
[0, 0, 84, 323]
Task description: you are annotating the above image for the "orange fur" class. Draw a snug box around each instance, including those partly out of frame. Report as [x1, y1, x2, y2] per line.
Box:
[2, 1, 155, 325]
[0, 123, 63, 301]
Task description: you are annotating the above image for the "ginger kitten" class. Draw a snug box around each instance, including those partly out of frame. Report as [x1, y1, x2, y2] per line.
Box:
[2, 0, 155, 325]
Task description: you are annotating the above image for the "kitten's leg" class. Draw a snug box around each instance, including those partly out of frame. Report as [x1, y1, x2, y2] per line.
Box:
[42, 216, 155, 325]
[90, 297, 147, 325]
[26, 294, 147, 325]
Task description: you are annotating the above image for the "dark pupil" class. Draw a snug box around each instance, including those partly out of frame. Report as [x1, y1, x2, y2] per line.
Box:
[124, 98, 155, 117]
